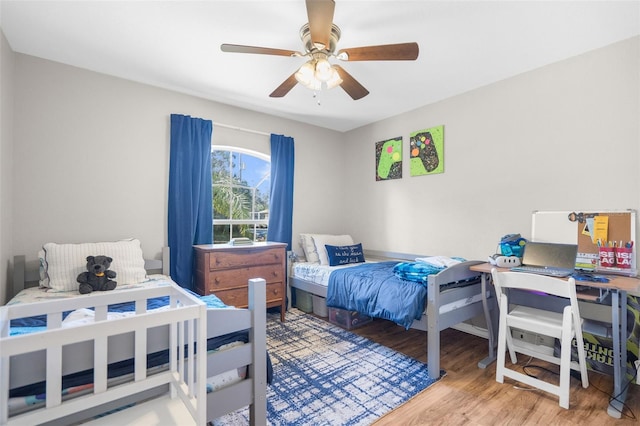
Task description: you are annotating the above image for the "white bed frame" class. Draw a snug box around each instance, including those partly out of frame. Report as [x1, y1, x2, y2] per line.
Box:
[2, 251, 267, 425]
[290, 249, 491, 379]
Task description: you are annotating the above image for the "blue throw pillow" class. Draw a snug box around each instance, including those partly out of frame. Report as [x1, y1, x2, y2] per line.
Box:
[325, 243, 366, 266]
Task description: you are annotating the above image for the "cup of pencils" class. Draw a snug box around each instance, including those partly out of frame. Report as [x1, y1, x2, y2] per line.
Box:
[614, 241, 634, 269]
[598, 240, 616, 268]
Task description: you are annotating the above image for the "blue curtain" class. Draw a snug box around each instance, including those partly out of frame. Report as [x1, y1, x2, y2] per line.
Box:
[168, 114, 213, 289]
[268, 134, 295, 250]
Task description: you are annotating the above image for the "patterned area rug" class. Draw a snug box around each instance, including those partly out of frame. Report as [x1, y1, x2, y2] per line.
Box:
[213, 308, 440, 426]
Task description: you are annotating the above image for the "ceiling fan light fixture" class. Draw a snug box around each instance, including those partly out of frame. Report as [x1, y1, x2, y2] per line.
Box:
[314, 58, 333, 82]
[325, 67, 343, 89]
[307, 78, 322, 91]
[295, 61, 323, 91]
[295, 59, 340, 91]
[294, 61, 316, 86]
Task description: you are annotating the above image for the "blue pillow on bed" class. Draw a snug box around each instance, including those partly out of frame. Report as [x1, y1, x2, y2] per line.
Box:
[325, 243, 365, 266]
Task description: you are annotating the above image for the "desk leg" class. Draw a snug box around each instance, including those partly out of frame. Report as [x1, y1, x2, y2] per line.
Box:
[478, 272, 497, 369]
[607, 289, 627, 419]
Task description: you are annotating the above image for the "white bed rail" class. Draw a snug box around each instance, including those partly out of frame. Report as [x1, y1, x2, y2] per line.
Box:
[0, 283, 207, 426]
[205, 278, 267, 424]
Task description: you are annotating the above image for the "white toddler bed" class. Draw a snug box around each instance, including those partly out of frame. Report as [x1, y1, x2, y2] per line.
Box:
[290, 234, 492, 379]
[2, 243, 268, 425]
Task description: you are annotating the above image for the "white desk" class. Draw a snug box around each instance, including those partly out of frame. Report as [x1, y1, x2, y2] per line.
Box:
[470, 263, 640, 418]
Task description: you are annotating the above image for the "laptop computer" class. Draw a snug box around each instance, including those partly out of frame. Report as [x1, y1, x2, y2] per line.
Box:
[510, 242, 578, 277]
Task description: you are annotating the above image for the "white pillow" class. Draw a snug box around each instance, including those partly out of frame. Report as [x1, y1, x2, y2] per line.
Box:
[299, 234, 319, 263]
[311, 234, 355, 266]
[40, 238, 147, 291]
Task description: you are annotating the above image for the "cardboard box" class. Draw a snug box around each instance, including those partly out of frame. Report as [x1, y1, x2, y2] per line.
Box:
[328, 307, 372, 330]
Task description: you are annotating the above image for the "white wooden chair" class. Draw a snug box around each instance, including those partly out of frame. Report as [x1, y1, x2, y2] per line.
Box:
[490, 268, 589, 409]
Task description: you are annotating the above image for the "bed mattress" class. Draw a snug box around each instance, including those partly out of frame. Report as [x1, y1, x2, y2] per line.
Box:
[292, 261, 373, 287]
[8, 275, 229, 333]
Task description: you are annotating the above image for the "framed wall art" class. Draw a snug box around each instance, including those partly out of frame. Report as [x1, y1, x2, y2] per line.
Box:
[375, 136, 402, 181]
[410, 125, 444, 176]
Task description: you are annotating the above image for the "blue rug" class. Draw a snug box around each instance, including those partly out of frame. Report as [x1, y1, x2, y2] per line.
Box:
[213, 309, 440, 426]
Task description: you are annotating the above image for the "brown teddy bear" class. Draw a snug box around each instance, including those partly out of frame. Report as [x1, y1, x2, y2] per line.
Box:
[76, 255, 117, 294]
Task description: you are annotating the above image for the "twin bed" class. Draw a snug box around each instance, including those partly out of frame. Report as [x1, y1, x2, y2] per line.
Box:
[290, 233, 492, 379]
[1, 240, 268, 425]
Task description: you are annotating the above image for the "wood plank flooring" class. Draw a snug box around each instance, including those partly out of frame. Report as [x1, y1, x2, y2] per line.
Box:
[333, 317, 640, 425]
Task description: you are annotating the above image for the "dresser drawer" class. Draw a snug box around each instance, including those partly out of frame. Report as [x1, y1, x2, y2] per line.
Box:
[193, 242, 287, 322]
[207, 265, 284, 291]
[209, 247, 284, 270]
[214, 282, 284, 308]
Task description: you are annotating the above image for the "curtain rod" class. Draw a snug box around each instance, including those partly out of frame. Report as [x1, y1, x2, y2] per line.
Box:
[213, 122, 270, 137]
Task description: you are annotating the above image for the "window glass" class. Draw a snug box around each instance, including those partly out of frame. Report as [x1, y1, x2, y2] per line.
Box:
[212, 147, 270, 243]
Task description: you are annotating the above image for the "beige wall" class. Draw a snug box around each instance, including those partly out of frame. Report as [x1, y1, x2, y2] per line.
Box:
[1, 30, 15, 304]
[3, 35, 639, 303]
[10, 53, 347, 287]
[343, 36, 640, 262]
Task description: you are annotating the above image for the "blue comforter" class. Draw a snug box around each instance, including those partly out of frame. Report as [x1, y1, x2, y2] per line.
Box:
[326, 261, 428, 329]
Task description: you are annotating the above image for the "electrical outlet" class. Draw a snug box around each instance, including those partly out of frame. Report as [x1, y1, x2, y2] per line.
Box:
[512, 329, 536, 344]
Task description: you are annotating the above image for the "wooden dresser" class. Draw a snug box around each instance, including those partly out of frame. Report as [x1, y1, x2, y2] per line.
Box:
[194, 242, 287, 322]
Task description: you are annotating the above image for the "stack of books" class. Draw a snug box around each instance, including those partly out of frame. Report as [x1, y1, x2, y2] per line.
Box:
[229, 238, 253, 246]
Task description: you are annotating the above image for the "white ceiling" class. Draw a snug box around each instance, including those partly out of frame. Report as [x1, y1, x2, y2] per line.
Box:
[1, 1, 639, 132]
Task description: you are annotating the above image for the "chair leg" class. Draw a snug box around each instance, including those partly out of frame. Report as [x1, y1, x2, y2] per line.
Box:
[574, 321, 590, 388]
[505, 325, 518, 364]
[496, 305, 508, 383]
[500, 296, 517, 364]
[559, 313, 573, 409]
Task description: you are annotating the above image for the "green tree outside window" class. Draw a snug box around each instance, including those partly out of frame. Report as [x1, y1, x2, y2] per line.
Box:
[212, 148, 270, 243]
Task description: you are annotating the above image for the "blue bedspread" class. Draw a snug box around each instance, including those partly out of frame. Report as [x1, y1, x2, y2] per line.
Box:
[326, 261, 428, 329]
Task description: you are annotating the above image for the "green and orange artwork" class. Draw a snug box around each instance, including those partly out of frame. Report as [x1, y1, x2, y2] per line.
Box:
[410, 125, 444, 176]
[376, 137, 402, 181]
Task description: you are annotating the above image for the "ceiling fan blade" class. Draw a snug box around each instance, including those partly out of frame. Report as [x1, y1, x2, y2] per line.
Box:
[337, 42, 419, 61]
[221, 44, 299, 57]
[306, 0, 335, 49]
[269, 73, 298, 98]
[333, 65, 369, 100]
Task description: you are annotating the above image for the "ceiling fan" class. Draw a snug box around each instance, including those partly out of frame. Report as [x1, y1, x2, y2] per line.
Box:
[220, 0, 419, 100]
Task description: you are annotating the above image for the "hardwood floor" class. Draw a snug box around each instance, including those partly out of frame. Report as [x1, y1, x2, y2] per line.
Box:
[336, 317, 640, 425]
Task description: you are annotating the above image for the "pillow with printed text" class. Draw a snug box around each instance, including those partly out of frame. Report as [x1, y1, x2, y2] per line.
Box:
[325, 243, 366, 266]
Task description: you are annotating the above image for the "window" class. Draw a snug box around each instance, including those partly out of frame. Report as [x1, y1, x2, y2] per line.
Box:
[212, 146, 270, 243]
